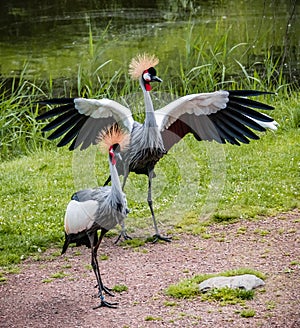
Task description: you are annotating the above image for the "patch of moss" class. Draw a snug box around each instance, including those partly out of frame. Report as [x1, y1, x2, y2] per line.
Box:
[239, 309, 256, 317]
[166, 268, 265, 304]
[120, 238, 145, 248]
[112, 284, 128, 293]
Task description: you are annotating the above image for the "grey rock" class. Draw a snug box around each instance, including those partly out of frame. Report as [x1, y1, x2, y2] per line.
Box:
[199, 274, 265, 292]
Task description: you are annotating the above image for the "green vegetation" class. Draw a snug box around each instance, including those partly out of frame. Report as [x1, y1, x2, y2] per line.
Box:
[201, 287, 254, 306]
[163, 301, 178, 307]
[239, 309, 256, 318]
[0, 276, 8, 284]
[165, 268, 265, 302]
[266, 300, 276, 310]
[0, 150, 73, 267]
[0, 74, 51, 161]
[50, 271, 69, 279]
[112, 284, 128, 293]
[145, 316, 162, 322]
[41, 270, 69, 283]
[0, 19, 299, 272]
[120, 238, 146, 248]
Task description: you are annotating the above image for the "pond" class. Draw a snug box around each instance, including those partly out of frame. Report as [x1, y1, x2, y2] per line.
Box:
[0, 0, 299, 87]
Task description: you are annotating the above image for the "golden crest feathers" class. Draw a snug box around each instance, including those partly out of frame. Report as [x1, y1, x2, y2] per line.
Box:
[129, 53, 159, 80]
[97, 125, 130, 153]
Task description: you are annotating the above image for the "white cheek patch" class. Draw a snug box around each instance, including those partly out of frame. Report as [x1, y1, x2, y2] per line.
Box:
[143, 72, 151, 81]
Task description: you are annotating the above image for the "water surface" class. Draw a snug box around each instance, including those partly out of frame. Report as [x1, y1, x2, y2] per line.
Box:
[0, 0, 299, 83]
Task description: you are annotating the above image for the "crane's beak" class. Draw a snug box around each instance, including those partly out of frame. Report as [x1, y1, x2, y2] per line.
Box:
[116, 152, 122, 161]
[152, 76, 162, 83]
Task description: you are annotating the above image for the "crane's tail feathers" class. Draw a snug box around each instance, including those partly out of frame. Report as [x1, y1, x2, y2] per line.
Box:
[61, 231, 96, 255]
[61, 233, 71, 255]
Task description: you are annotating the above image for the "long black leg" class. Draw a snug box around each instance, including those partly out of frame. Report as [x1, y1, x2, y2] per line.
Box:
[147, 169, 171, 243]
[88, 229, 118, 309]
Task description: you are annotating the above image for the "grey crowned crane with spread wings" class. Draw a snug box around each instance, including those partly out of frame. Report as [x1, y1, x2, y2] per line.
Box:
[61, 127, 129, 309]
[36, 53, 278, 242]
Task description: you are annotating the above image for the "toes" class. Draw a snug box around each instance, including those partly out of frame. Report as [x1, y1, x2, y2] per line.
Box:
[115, 233, 132, 244]
[93, 300, 118, 309]
[153, 234, 172, 243]
[103, 286, 115, 297]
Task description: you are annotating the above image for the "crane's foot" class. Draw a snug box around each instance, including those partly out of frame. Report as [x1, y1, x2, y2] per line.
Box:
[114, 231, 132, 244]
[93, 297, 118, 309]
[152, 234, 172, 243]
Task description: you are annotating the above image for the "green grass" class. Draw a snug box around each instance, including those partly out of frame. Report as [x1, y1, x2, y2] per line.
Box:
[0, 98, 299, 269]
[0, 149, 74, 267]
[201, 287, 254, 305]
[239, 309, 256, 318]
[50, 271, 69, 279]
[120, 238, 146, 248]
[0, 71, 52, 161]
[112, 284, 128, 293]
[0, 21, 299, 270]
[145, 316, 162, 322]
[165, 268, 265, 305]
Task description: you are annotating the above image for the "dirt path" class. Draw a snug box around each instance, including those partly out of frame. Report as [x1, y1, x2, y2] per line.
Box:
[1, 210, 299, 328]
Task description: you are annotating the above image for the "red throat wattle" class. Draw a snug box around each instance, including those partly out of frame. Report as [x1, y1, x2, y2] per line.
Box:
[143, 70, 152, 91]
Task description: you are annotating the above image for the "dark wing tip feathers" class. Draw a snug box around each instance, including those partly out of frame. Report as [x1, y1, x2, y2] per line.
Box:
[229, 95, 274, 110]
[36, 98, 118, 150]
[38, 98, 75, 105]
[162, 89, 275, 149]
[212, 90, 275, 144]
[227, 90, 275, 98]
[36, 103, 76, 121]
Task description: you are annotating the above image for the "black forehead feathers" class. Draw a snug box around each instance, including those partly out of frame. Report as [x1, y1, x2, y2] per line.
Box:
[112, 143, 120, 152]
[147, 67, 157, 76]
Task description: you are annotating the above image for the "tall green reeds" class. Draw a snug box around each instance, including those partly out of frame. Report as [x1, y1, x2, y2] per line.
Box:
[0, 68, 50, 161]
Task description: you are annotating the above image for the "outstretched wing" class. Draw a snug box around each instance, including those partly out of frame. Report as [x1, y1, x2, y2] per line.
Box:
[37, 98, 134, 150]
[155, 90, 277, 151]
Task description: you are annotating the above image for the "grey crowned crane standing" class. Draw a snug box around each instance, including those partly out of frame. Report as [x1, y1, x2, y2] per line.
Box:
[36, 53, 278, 242]
[61, 127, 129, 309]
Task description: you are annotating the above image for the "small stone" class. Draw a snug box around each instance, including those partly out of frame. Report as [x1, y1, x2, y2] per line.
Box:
[199, 274, 265, 292]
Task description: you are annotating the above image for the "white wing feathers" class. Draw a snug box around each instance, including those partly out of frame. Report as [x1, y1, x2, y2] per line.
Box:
[74, 98, 134, 131]
[64, 199, 98, 235]
[155, 90, 229, 131]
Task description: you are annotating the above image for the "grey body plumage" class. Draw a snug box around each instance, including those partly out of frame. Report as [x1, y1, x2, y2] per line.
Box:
[61, 130, 129, 308]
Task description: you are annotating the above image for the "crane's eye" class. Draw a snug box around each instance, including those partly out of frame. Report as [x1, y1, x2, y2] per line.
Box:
[143, 72, 151, 82]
